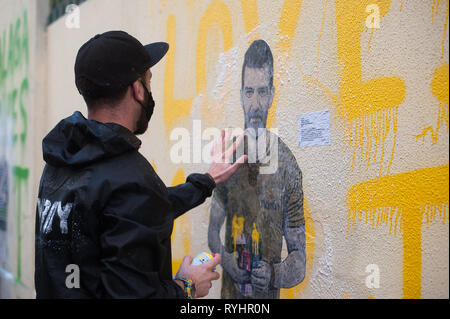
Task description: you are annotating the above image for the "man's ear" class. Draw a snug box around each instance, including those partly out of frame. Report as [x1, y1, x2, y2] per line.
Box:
[131, 80, 144, 103]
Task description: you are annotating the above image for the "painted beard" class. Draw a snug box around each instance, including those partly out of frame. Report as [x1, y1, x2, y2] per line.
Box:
[245, 109, 267, 138]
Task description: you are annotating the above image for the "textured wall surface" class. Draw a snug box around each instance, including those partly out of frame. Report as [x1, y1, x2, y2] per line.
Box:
[0, 0, 448, 299]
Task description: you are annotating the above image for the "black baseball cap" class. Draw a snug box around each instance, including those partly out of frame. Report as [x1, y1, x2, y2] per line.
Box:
[75, 30, 169, 99]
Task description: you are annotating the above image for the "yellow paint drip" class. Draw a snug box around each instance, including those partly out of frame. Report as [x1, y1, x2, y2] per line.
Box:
[300, 0, 408, 176]
[346, 164, 450, 298]
[415, 64, 449, 144]
[432, 0, 440, 24]
[432, 0, 449, 58]
[442, 1, 449, 58]
[231, 215, 244, 258]
[423, 203, 449, 227]
[251, 223, 260, 257]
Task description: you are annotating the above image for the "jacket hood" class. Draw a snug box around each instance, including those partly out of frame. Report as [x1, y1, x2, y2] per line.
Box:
[42, 111, 141, 167]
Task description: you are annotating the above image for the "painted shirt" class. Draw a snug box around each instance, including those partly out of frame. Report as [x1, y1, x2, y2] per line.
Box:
[212, 131, 304, 299]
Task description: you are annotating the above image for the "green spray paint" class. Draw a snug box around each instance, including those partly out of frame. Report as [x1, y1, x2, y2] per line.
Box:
[0, 9, 30, 285]
[13, 166, 28, 283]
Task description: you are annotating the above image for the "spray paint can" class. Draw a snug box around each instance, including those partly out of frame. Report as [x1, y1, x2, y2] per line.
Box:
[191, 252, 215, 266]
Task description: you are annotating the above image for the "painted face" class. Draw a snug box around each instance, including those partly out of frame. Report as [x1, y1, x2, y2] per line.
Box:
[241, 66, 274, 135]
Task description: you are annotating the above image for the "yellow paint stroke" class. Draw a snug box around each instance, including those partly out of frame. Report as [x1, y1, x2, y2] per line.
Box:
[346, 164, 450, 299]
[241, 0, 259, 43]
[442, 1, 449, 58]
[164, 15, 194, 129]
[196, 1, 233, 94]
[195, 1, 233, 124]
[171, 169, 192, 276]
[400, 0, 404, 11]
[336, 0, 406, 176]
[316, 0, 328, 80]
[281, 199, 315, 299]
[231, 215, 245, 258]
[251, 223, 260, 257]
[415, 64, 449, 144]
[432, 0, 449, 58]
[268, 0, 303, 130]
[432, 0, 441, 24]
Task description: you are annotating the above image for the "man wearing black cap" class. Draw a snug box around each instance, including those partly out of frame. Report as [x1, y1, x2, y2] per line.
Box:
[34, 31, 247, 299]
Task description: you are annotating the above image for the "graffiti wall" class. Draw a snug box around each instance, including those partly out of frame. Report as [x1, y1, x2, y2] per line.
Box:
[0, 0, 48, 298]
[42, 0, 450, 299]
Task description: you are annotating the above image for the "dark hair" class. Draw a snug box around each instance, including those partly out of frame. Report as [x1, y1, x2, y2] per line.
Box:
[241, 39, 274, 89]
[79, 77, 130, 109]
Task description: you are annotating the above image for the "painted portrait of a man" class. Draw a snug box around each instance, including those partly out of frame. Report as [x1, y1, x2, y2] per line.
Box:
[208, 39, 306, 299]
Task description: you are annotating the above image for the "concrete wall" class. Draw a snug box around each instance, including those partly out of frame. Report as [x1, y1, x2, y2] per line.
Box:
[1, 0, 448, 299]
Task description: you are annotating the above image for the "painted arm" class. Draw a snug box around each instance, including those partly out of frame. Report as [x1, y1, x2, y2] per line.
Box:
[272, 224, 306, 288]
[207, 196, 226, 254]
[272, 161, 306, 288]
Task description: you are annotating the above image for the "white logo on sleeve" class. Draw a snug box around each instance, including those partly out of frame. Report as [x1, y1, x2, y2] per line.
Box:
[37, 198, 73, 235]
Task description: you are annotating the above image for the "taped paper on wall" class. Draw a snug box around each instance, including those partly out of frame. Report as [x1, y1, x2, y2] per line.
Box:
[298, 110, 330, 147]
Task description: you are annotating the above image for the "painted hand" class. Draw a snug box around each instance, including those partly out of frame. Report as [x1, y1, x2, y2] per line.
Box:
[250, 260, 272, 292]
[221, 250, 250, 284]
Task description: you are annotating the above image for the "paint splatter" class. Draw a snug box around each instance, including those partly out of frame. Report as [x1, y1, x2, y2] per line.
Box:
[415, 64, 449, 144]
[346, 164, 449, 298]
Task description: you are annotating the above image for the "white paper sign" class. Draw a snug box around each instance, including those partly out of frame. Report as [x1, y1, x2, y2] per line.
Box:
[298, 110, 330, 147]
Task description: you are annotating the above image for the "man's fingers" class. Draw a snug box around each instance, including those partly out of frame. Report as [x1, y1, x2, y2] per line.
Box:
[204, 254, 221, 271]
[211, 129, 225, 156]
[226, 156, 248, 175]
[224, 132, 245, 160]
[208, 271, 220, 281]
[182, 255, 193, 266]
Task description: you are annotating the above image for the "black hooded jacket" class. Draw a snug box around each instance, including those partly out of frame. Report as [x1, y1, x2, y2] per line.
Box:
[35, 111, 216, 298]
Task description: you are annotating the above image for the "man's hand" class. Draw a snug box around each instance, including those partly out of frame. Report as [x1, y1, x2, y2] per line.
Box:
[175, 254, 222, 298]
[250, 260, 272, 292]
[207, 129, 248, 185]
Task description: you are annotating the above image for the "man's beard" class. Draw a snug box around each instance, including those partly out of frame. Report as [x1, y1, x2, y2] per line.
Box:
[134, 109, 149, 135]
[134, 82, 155, 135]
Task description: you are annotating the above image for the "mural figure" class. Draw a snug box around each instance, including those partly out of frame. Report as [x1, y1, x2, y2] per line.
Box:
[208, 40, 306, 299]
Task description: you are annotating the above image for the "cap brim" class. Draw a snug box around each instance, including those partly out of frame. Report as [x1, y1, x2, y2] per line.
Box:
[144, 42, 169, 68]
